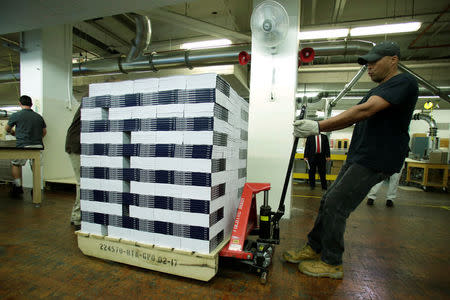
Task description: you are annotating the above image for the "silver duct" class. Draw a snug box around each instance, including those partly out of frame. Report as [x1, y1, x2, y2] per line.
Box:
[326, 65, 367, 117]
[299, 41, 450, 105]
[398, 63, 450, 104]
[126, 14, 151, 62]
[74, 45, 250, 76]
[298, 92, 329, 105]
[413, 113, 438, 137]
[0, 45, 250, 83]
[412, 113, 439, 152]
[300, 40, 374, 57]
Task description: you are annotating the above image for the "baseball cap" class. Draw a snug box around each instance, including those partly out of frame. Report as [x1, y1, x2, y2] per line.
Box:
[357, 41, 400, 65]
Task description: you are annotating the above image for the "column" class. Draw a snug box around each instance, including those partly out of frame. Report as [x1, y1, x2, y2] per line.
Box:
[247, 0, 300, 218]
[20, 25, 76, 188]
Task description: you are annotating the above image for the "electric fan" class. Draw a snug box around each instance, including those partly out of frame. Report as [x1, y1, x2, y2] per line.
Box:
[250, 0, 289, 52]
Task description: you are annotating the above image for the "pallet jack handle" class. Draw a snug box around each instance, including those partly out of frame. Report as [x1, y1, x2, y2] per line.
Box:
[272, 105, 306, 223]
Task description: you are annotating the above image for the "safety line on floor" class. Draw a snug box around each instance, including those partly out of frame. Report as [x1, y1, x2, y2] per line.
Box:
[406, 204, 450, 211]
[292, 194, 321, 199]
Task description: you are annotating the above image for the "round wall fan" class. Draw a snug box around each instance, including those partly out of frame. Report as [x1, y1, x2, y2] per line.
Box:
[250, 0, 289, 50]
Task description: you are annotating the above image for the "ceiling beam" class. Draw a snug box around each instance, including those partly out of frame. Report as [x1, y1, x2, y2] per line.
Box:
[143, 9, 251, 42]
[112, 14, 136, 33]
[73, 27, 119, 55]
[85, 20, 131, 47]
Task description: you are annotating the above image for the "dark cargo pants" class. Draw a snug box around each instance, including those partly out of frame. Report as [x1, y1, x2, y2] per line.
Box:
[307, 162, 390, 265]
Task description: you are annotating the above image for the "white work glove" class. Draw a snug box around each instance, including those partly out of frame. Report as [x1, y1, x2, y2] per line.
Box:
[293, 120, 319, 137]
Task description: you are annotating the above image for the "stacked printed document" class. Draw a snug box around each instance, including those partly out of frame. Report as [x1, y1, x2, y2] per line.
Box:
[79, 74, 248, 254]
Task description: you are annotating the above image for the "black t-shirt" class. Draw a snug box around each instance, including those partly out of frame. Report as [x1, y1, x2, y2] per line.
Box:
[346, 73, 418, 174]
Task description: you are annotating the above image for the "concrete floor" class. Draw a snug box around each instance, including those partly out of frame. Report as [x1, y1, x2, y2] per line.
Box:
[0, 182, 449, 299]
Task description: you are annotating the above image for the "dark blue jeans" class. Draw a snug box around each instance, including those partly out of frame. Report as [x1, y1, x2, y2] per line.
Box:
[307, 162, 389, 265]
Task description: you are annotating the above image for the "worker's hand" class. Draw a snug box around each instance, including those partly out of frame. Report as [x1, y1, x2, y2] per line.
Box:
[326, 157, 331, 161]
[293, 120, 319, 138]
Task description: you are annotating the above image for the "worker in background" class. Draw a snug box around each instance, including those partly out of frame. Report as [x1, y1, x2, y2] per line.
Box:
[65, 106, 81, 230]
[366, 165, 404, 207]
[304, 133, 331, 190]
[283, 41, 418, 279]
[5, 95, 46, 197]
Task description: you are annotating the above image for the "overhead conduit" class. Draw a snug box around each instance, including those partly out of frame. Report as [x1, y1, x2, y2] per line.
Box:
[412, 113, 439, 151]
[125, 13, 151, 62]
[0, 39, 449, 105]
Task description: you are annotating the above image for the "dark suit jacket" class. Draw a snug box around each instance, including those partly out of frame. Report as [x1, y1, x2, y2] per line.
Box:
[304, 134, 330, 159]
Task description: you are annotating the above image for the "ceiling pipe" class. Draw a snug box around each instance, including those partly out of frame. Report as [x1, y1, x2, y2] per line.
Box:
[300, 87, 450, 98]
[300, 40, 374, 57]
[327, 65, 367, 117]
[75, 45, 250, 75]
[398, 63, 450, 104]
[412, 113, 439, 152]
[0, 40, 447, 104]
[126, 13, 151, 62]
[0, 45, 250, 83]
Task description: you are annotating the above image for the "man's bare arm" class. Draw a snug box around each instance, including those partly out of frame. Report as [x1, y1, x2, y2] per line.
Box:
[318, 95, 391, 132]
[42, 128, 47, 137]
[5, 124, 15, 136]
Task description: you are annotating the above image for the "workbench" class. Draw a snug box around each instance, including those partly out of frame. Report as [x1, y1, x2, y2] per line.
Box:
[293, 153, 347, 181]
[0, 147, 42, 205]
[405, 158, 449, 191]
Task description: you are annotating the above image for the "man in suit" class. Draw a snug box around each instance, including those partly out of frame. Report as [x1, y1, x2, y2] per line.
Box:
[304, 133, 330, 190]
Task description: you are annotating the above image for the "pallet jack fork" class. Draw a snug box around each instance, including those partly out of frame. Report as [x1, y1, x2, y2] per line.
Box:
[219, 105, 306, 284]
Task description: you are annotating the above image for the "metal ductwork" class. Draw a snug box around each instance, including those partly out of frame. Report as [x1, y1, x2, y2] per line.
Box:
[412, 113, 439, 152]
[413, 113, 438, 137]
[327, 65, 368, 117]
[126, 13, 151, 62]
[75, 45, 250, 75]
[299, 41, 450, 105]
[398, 63, 450, 104]
[0, 45, 250, 83]
[300, 40, 374, 58]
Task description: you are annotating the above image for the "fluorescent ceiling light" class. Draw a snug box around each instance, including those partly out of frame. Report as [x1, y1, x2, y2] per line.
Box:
[418, 95, 441, 99]
[296, 92, 319, 98]
[350, 22, 421, 37]
[181, 39, 232, 49]
[298, 28, 349, 40]
[0, 106, 20, 111]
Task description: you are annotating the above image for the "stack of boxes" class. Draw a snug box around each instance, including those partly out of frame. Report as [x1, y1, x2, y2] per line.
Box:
[79, 74, 248, 254]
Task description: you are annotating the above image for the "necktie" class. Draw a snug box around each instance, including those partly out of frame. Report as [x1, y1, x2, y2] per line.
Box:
[316, 135, 321, 153]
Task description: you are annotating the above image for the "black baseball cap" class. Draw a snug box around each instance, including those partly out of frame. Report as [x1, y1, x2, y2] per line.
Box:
[357, 41, 400, 65]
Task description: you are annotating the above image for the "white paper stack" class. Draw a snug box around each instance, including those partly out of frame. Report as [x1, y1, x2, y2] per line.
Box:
[80, 73, 249, 254]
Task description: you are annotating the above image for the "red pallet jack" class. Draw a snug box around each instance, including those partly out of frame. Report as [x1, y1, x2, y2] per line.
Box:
[219, 106, 306, 284]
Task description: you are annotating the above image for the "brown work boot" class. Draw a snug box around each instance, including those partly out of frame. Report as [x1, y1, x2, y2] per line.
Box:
[298, 259, 343, 279]
[282, 244, 320, 263]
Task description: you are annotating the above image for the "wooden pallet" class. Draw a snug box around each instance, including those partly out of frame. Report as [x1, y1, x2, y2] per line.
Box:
[76, 231, 229, 281]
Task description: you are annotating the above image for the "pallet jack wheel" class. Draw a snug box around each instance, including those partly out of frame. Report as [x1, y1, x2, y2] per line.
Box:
[260, 271, 268, 284]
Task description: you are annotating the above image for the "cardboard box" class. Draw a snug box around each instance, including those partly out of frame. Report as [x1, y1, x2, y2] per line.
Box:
[429, 150, 448, 164]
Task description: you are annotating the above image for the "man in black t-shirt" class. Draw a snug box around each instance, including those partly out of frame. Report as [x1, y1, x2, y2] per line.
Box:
[283, 41, 418, 279]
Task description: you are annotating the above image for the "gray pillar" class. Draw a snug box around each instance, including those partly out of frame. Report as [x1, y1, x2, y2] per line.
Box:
[20, 25, 76, 187]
